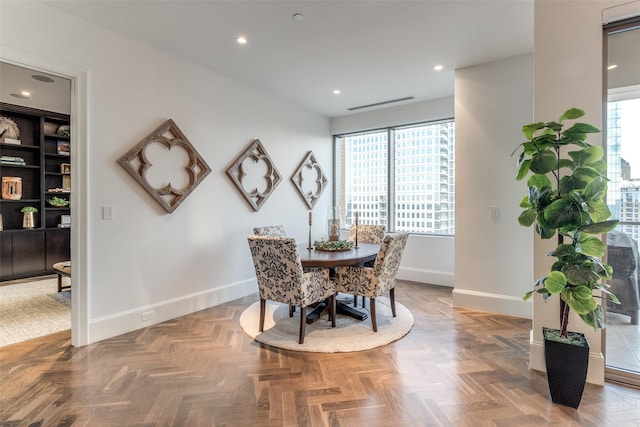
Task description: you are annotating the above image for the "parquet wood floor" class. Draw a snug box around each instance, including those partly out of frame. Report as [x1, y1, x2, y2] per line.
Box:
[1, 281, 639, 426]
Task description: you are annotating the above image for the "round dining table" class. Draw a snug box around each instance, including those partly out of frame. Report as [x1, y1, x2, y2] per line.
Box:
[297, 243, 380, 268]
[297, 242, 381, 323]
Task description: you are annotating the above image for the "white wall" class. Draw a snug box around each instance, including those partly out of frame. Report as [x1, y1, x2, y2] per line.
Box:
[1, 1, 332, 344]
[331, 97, 456, 287]
[531, 0, 633, 386]
[453, 54, 534, 318]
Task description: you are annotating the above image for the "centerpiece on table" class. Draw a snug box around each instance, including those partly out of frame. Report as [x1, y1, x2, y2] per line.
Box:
[314, 239, 354, 252]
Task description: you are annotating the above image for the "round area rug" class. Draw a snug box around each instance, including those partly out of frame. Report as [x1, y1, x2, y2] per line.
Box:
[239, 296, 413, 352]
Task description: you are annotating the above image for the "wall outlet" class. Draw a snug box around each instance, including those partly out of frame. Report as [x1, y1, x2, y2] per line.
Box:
[141, 311, 155, 321]
[490, 206, 500, 218]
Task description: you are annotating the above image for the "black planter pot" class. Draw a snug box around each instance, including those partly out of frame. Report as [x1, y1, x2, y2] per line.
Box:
[543, 327, 590, 408]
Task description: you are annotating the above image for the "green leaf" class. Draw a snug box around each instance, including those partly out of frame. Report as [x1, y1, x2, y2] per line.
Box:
[568, 146, 603, 168]
[579, 220, 619, 235]
[544, 271, 566, 294]
[522, 122, 545, 140]
[516, 158, 530, 180]
[587, 202, 613, 223]
[530, 150, 557, 174]
[518, 209, 537, 227]
[572, 285, 594, 300]
[527, 174, 552, 190]
[544, 198, 585, 229]
[576, 234, 606, 257]
[564, 264, 601, 285]
[579, 305, 605, 330]
[564, 122, 601, 136]
[559, 108, 585, 122]
[562, 288, 597, 314]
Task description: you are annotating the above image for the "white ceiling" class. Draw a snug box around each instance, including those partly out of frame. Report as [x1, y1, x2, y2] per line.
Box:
[41, 0, 534, 118]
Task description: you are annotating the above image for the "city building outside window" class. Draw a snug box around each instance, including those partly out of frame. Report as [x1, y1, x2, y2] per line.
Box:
[334, 119, 455, 235]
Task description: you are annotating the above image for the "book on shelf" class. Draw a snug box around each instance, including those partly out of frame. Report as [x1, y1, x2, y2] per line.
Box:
[0, 137, 21, 145]
[0, 155, 26, 166]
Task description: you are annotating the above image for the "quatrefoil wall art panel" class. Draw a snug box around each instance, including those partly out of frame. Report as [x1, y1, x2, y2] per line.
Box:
[117, 119, 212, 213]
[291, 151, 327, 209]
[226, 139, 282, 212]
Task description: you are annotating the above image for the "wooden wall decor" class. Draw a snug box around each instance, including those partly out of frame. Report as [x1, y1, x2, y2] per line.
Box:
[226, 139, 281, 212]
[291, 151, 327, 209]
[117, 119, 212, 214]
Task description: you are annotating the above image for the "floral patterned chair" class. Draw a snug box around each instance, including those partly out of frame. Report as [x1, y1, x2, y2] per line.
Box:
[347, 224, 386, 306]
[247, 235, 336, 344]
[253, 225, 287, 237]
[348, 224, 385, 244]
[336, 232, 409, 332]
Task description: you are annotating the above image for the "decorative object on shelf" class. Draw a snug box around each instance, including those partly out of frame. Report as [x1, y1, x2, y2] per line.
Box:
[62, 175, 71, 190]
[48, 187, 70, 193]
[59, 214, 71, 228]
[43, 122, 59, 136]
[514, 108, 619, 408]
[1, 177, 22, 200]
[57, 125, 70, 138]
[57, 140, 70, 156]
[226, 138, 281, 212]
[117, 119, 212, 214]
[20, 206, 37, 229]
[48, 196, 69, 207]
[313, 239, 354, 252]
[60, 163, 71, 174]
[291, 151, 327, 209]
[327, 206, 341, 241]
[0, 116, 20, 139]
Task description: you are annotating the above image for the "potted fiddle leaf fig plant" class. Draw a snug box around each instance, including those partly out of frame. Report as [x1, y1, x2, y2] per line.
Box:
[513, 108, 620, 408]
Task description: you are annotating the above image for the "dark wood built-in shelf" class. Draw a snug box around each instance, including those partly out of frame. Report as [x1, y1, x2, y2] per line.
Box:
[0, 102, 71, 281]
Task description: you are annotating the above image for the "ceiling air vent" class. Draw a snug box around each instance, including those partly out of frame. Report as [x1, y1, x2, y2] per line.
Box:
[347, 96, 414, 111]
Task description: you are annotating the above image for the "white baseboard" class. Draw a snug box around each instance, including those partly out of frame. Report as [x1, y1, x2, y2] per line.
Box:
[452, 288, 532, 319]
[397, 266, 454, 287]
[89, 278, 256, 344]
[529, 332, 605, 386]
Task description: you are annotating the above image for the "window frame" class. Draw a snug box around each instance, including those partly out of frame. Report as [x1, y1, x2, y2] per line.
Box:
[333, 118, 455, 236]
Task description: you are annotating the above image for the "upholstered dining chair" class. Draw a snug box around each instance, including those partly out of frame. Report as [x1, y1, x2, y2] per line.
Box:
[347, 224, 385, 306]
[336, 232, 409, 332]
[348, 224, 385, 244]
[247, 235, 336, 344]
[253, 225, 287, 237]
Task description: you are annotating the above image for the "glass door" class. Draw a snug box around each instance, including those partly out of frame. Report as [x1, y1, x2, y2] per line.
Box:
[605, 19, 640, 386]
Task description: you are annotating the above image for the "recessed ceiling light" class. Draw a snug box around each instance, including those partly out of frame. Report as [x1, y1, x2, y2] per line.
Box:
[32, 74, 54, 83]
[607, 64, 618, 70]
[333, 89, 341, 95]
[237, 36, 247, 45]
[434, 65, 444, 71]
[293, 13, 304, 21]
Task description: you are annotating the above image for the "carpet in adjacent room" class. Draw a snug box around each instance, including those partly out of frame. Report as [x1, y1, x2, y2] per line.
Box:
[0, 278, 71, 347]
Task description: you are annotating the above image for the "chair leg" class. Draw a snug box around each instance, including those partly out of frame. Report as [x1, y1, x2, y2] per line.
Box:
[299, 306, 307, 344]
[353, 295, 358, 307]
[259, 299, 266, 332]
[390, 288, 396, 317]
[330, 294, 336, 327]
[289, 305, 295, 317]
[370, 297, 377, 332]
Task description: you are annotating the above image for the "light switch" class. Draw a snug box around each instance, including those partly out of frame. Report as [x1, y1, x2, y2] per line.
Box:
[102, 206, 113, 220]
[490, 206, 499, 218]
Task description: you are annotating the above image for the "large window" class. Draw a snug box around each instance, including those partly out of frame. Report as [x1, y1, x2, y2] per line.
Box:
[335, 119, 455, 235]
